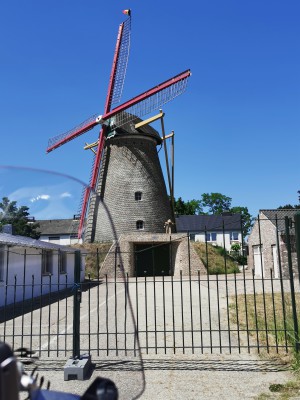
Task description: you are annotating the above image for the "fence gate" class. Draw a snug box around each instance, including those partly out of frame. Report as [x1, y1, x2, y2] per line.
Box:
[1, 216, 300, 358]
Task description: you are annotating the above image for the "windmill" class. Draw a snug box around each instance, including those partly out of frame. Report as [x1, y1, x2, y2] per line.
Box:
[46, 10, 191, 242]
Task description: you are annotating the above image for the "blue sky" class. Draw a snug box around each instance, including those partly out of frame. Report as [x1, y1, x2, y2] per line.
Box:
[1, 1, 299, 219]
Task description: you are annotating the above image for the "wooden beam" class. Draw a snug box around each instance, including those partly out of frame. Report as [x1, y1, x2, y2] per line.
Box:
[161, 132, 174, 141]
[134, 110, 165, 129]
[84, 140, 99, 150]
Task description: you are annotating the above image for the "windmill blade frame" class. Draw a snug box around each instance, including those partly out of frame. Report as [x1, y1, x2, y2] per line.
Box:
[102, 69, 191, 131]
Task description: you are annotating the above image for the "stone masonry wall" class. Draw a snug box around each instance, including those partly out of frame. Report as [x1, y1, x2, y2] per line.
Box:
[84, 134, 173, 243]
[248, 212, 298, 278]
[99, 233, 207, 278]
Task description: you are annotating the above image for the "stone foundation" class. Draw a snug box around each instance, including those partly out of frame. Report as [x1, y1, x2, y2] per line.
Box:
[98, 232, 206, 278]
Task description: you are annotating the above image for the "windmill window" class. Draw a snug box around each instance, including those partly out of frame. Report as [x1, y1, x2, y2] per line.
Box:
[135, 191, 142, 201]
[136, 220, 144, 230]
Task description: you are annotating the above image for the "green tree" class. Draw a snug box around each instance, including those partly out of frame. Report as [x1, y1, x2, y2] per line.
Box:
[200, 193, 232, 214]
[277, 204, 300, 209]
[174, 197, 202, 215]
[0, 197, 40, 238]
[230, 206, 254, 238]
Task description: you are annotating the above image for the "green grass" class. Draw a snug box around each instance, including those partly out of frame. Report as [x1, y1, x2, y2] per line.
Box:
[193, 242, 240, 274]
[230, 292, 300, 358]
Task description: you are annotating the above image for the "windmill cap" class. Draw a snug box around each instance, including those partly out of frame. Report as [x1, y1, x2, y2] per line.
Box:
[111, 113, 162, 144]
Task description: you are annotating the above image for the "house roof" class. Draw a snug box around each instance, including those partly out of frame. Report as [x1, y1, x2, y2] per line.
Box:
[260, 209, 300, 232]
[36, 219, 79, 235]
[176, 214, 242, 232]
[0, 233, 73, 251]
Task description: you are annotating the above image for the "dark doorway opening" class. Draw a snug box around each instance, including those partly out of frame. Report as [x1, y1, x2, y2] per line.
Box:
[134, 243, 171, 277]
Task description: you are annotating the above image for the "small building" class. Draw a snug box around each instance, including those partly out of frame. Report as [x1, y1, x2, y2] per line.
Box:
[248, 209, 299, 279]
[99, 232, 207, 277]
[176, 213, 242, 252]
[0, 232, 85, 307]
[37, 217, 82, 246]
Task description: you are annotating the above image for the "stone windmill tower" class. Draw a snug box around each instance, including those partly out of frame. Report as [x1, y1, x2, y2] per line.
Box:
[84, 114, 173, 242]
[46, 11, 191, 242]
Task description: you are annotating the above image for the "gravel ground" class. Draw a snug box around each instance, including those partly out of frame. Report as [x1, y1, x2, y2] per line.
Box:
[19, 352, 294, 400]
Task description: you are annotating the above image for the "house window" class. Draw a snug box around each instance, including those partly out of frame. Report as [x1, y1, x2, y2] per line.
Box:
[42, 250, 53, 275]
[48, 236, 60, 244]
[59, 251, 67, 274]
[136, 220, 144, 230]
[0, 246, 4, 281]
[230, 232, 239, 241]
[190, 234, 195, 241]
[206, 232, 217, 242]
[135, 191, 142, 201]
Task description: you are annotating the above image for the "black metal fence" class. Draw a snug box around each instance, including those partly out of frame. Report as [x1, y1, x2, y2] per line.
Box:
[1, 215, 300, 358]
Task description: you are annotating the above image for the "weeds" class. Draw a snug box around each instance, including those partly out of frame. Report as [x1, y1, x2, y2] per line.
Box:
[193, 242, 240, 274]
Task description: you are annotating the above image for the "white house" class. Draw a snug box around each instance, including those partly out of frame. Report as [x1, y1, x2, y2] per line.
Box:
[176, 213, 242, 252]
[0, 232, 85, 307]
[36, 218, 82, 246]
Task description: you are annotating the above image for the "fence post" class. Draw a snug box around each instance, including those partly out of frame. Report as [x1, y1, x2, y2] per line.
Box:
[73, 250, 81, 359]
[64, 250, 91, 380]
[294, 212, 300, 283]
[285, 217, 300, 352]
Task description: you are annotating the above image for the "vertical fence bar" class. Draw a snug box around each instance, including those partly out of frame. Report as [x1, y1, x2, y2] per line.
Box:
[257, 215, 269, 352]
[114, 249, 118, 356]
[188, 265, 194, 354]
[153, 274, 158, 354]
[285, 217, 300, 352]
[3, 248, 9, 342]
[96, 249, 100, 357]
[47, 274, 52, 357]
[294, 212, 300, 283]
[12, 276, 17, 349]
[162, 273, 167, 354]
[180, 271, 185, 354]
[57, 254, 60, 357]
[270, 269, 279, 353]
[241, 216, 250, 353]
[124, 273, 128, 356]
[171, 273, 176, 354]
[197, 270, 203, 354]
[64, 274, 68, 356]
[106, 274, 109, 356]
[275, 214, 288, 351]
[134, 272, 139, 357]
[144, 274, 148, 354]
[21, 250, 27, 350]
[222, 221, 231, 354]
[207, 260, 212, 353]
[216, 273, 222, 353]
[39, 272, 43, 357]
[88, 274, 91, 354]
[72, 250, 81, 359]
[187, 233, 191, 276]
[30, 275, 34, 353]
[233, 272, 241, 353]
[252, 269, 260, 353]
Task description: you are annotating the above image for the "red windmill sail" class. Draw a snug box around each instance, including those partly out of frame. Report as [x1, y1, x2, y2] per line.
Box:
[46, 11, 191, 239]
